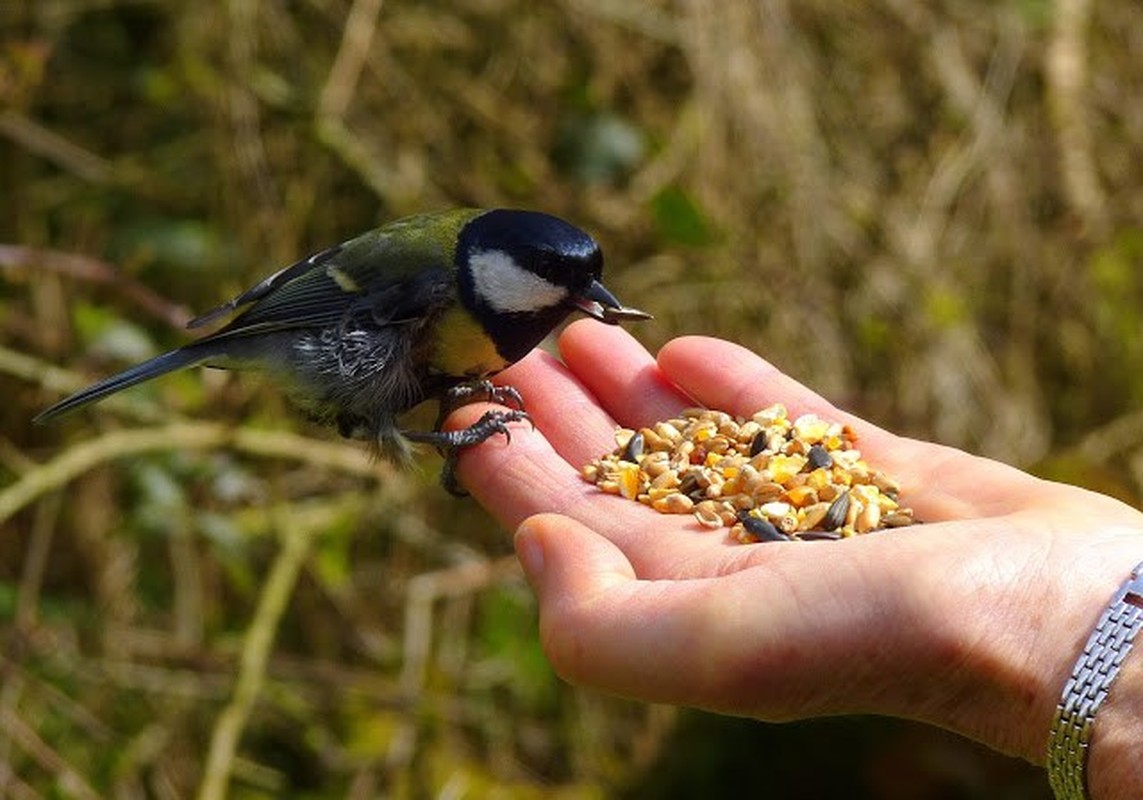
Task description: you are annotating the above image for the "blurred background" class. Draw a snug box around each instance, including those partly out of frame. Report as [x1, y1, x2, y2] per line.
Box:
[2, 0, 1142, 797]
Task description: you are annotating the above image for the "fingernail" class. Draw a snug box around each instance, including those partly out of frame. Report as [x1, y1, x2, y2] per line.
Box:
[515, 525, 545, 583]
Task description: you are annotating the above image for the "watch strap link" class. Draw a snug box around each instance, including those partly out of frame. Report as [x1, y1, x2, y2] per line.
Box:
[1047, 560, 1143, 800]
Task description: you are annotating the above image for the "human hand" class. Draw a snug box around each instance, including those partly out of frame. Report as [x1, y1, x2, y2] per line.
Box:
[451, 320, 1143, 791]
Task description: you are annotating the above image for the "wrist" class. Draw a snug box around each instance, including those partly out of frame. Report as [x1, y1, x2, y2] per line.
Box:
[1024, 538, 1143, 769]
[901, 523, 1143, 765]
[1049, 556, 1143, 800]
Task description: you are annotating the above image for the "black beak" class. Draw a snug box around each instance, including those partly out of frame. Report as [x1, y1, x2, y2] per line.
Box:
[571, 279, 653, 325]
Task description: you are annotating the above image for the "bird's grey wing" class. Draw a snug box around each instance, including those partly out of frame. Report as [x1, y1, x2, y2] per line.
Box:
[186, 243, 345, 330]
[197, 260, 456, 349]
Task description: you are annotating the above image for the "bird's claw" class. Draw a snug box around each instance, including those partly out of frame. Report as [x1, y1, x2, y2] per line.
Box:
[404, 407, 532, 496]
[439, 380, 526, 416]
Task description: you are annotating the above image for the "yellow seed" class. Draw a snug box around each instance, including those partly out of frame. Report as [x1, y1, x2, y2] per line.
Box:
[784, 485, 819, 508]
[706, 436, 732, 455]
[676, 440, 695, 462]
[850, 484, 881, 505]
[831, 449, 862, 469]
[767, 453, 807, 484]
[654, 421, 682, 443]
[736, 420, 763, 444]
[752, 404, 789, 428]
[718, 503, 740, 526]
[876, 493, 900, 513]
[844, 493, 861, 529]
[651, 470, 680, 490]
[726, 493, 753, 511]
[749, 480, 785, 503]
[830, 467, 853, 488]
[639, 427, 668, 451]
[617, 463, 641, 499]
[805, 467, 832, 492]
[872, 471, 901, 495]
[693, 500, 724, 529]
[883, 510, 916, 527]
[703, 476, 725, 498]
[800, 502, 830, 530]
[614, 428, 636, 450]
[776, 513, 800, 533]
[642, 452, 670, 478]
[855, 500, 881, 533]
[653, 493, 694, 514]
[758, 501, 792, 519]
[792, 414, 831, 444]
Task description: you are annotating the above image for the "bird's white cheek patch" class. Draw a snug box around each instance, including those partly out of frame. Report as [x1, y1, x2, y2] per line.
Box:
[469, 249, 567, 313]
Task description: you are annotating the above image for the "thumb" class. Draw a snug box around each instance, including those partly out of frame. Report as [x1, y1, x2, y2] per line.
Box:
[513, 514, 740, 709]
[514, 512, 637, 607]
[513, 513, 646, 688]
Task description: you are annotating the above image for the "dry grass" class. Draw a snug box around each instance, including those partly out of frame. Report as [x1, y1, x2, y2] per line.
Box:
[2, 0, 1142, 796]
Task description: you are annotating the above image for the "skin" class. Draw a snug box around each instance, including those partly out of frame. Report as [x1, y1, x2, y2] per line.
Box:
[449, 320, 1143, 798]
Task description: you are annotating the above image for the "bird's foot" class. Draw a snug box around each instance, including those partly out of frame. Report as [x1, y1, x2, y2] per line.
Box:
[405, 408, 532, 496]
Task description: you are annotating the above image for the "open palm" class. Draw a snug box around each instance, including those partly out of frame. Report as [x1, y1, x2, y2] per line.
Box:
[450, 320, 1143, 769]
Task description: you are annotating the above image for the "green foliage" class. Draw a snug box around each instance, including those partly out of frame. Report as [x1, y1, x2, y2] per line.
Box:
[649, 187, 716, 247]
[554, 111, 646, 185]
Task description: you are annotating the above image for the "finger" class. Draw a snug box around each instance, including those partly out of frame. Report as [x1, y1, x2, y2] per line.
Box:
[558, 319, 693, 427]
[491, 348, 619, 469]
[448, 408, 598, 532]
[657, 335, 874, 435]
[516, 512, 742, 708]
[514, 512, 913, 717]
[656, 336, 1050, 519]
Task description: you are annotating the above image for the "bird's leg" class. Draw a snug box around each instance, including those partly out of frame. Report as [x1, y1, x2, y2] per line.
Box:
[404, 407, 531, 496]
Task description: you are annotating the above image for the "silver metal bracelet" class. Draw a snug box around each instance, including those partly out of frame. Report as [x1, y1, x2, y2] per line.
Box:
[1047, 560, 1143, 800]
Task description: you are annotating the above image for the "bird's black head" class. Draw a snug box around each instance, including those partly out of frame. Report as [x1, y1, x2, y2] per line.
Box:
[455, 209, 612, 363]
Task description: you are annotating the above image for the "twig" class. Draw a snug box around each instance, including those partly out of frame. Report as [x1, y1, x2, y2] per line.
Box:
[0, 344, 86, 397]
[315, 0, 401, 202]
[0, 111, 112, 184]
[389, 556, 520, 769]
[195, 509, 314, 800]
[0, 244, 192, 328]
[0, 423, 387, 528]
[1047, 0, 1106, 237]
[15, 491, 60, 630]
[318, 0, 385, 121]
[0, 707, 101, 800]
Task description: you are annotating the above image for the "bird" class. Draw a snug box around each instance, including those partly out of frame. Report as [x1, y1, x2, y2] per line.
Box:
[34, 208, 652, 493]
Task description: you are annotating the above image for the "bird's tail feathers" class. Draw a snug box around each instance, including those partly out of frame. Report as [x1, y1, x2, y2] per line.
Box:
[34, 345, 213, 424]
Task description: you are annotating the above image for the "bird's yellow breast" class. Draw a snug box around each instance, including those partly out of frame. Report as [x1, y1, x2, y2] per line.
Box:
[430, 305, 510, 378]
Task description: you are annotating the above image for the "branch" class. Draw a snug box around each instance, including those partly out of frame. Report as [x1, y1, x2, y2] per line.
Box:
[196, 508, 314, 800]
[0, 423, 389, 528]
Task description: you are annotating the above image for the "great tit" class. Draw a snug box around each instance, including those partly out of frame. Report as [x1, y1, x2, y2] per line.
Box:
[35, 208, 651, 492]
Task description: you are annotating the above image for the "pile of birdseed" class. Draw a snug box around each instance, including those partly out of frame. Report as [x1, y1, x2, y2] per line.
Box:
[581, 404, 918, 542]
